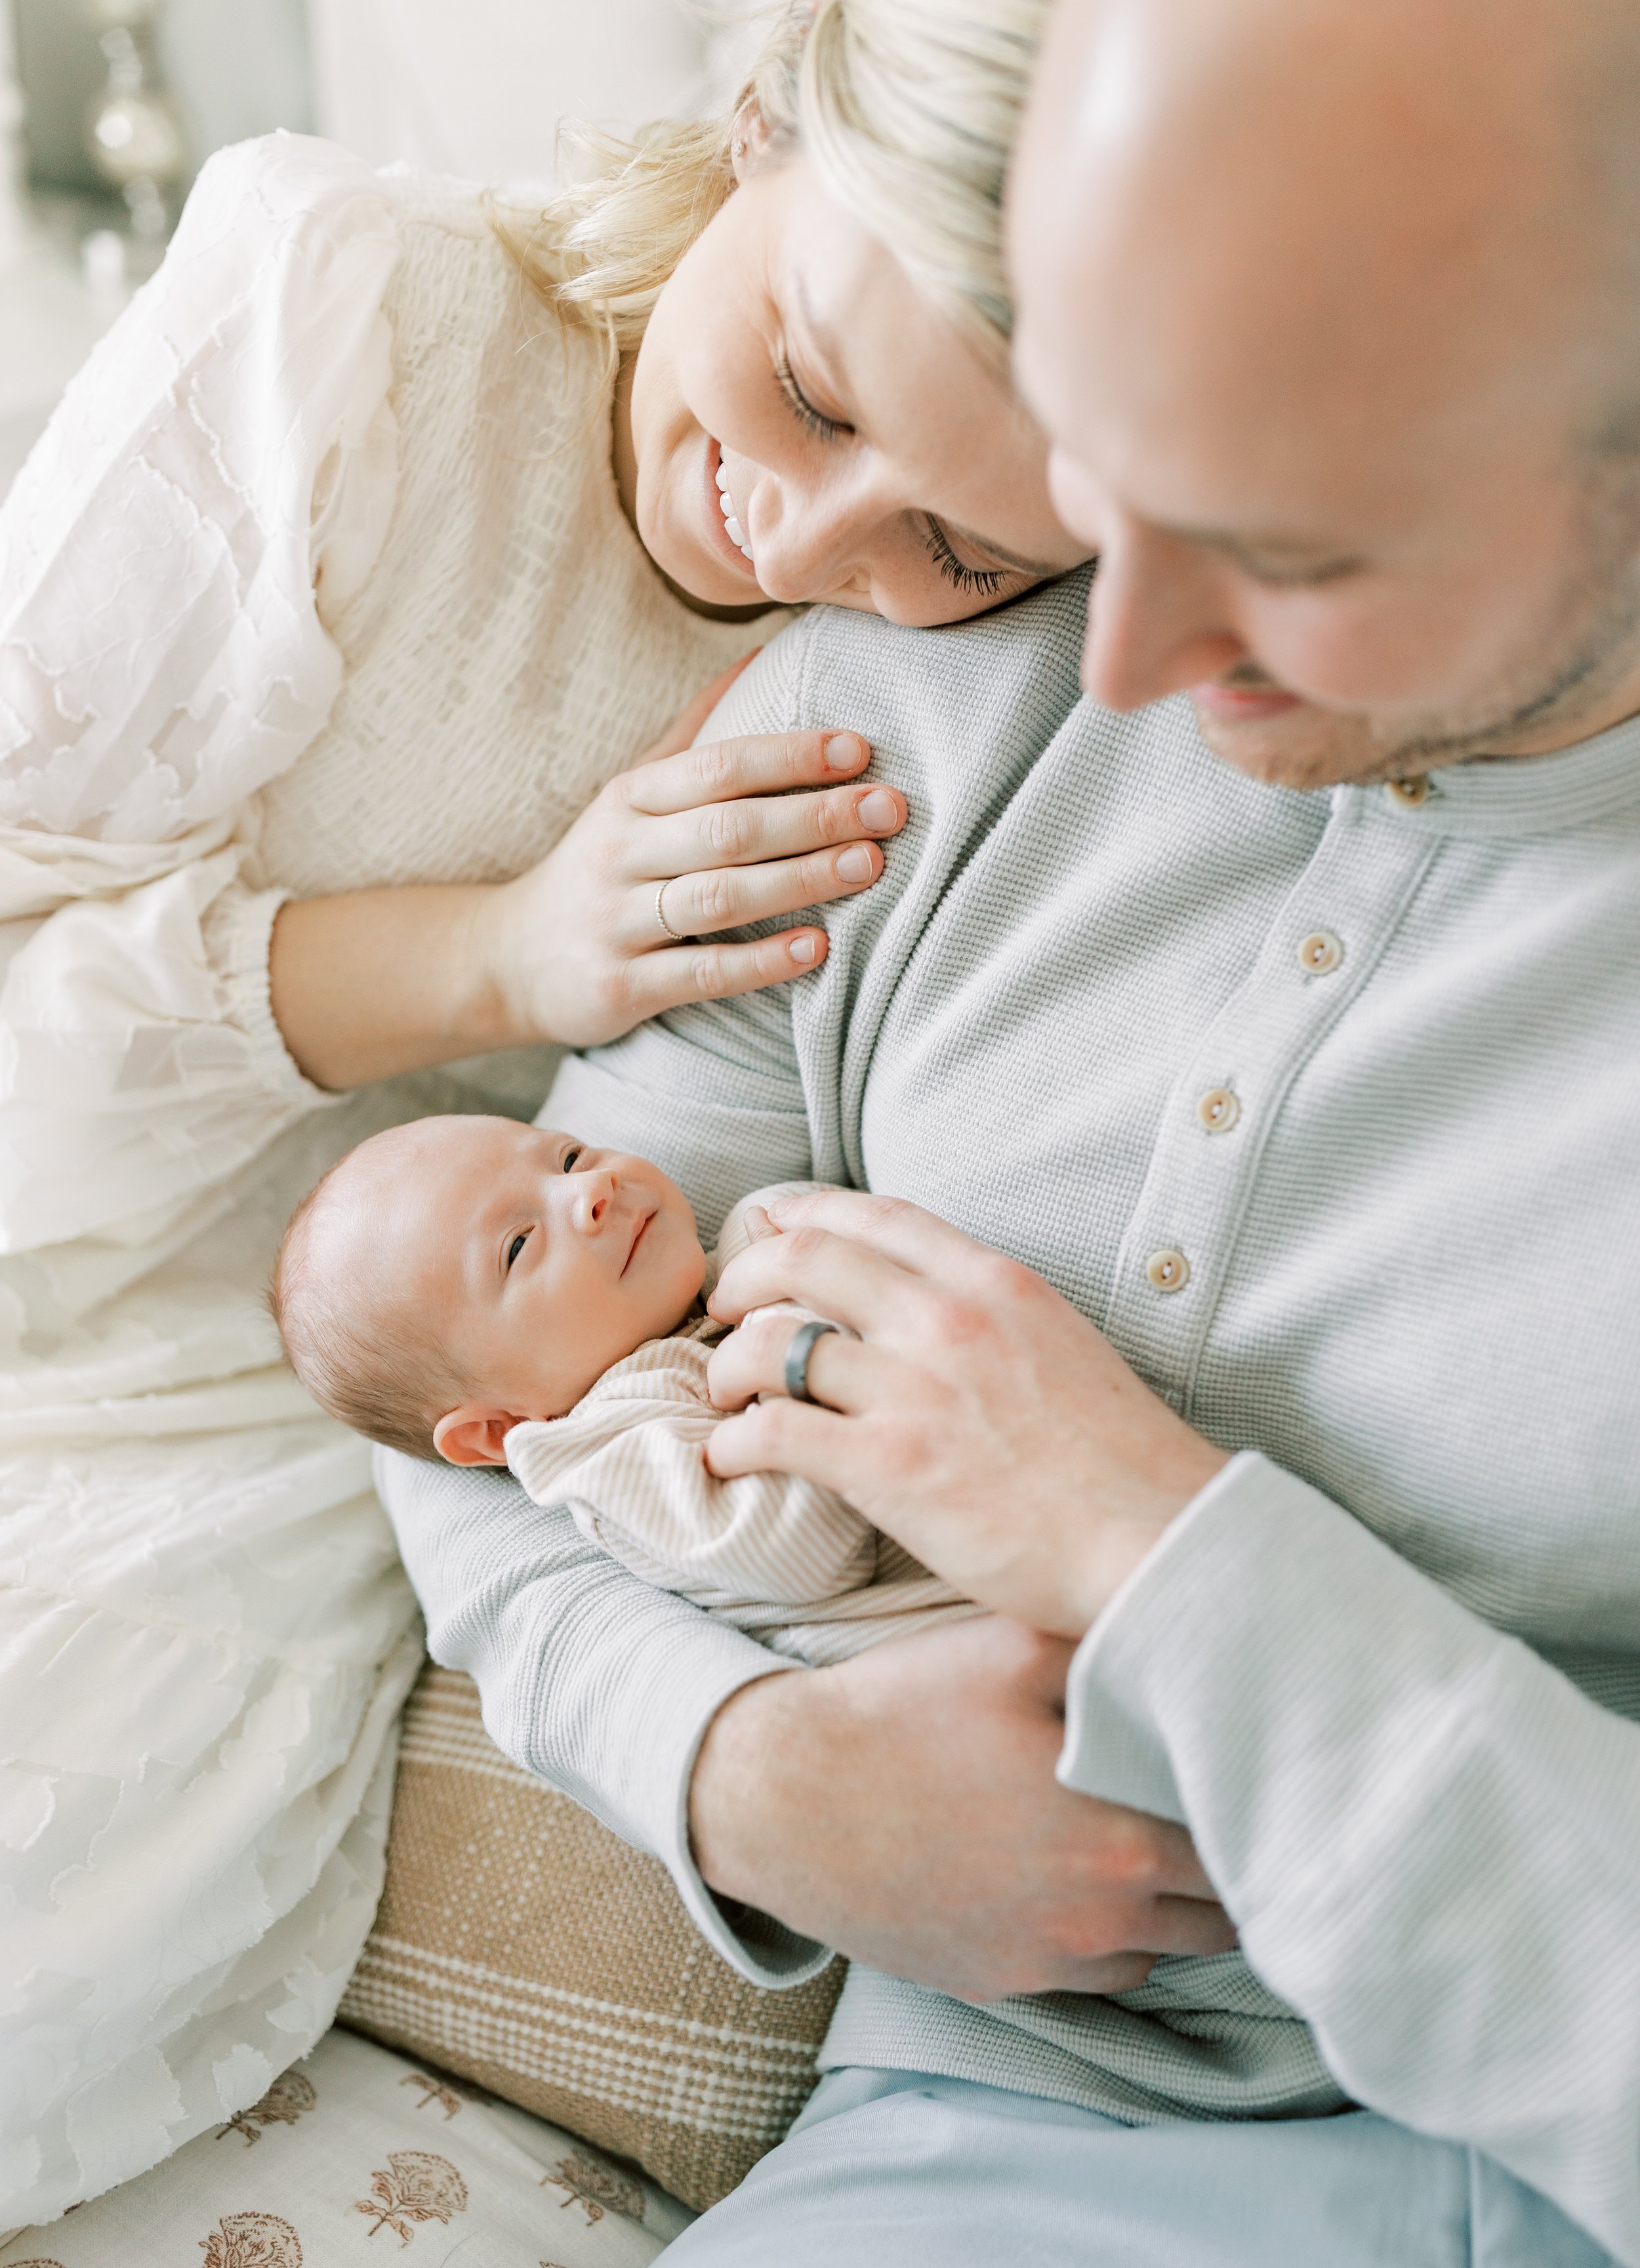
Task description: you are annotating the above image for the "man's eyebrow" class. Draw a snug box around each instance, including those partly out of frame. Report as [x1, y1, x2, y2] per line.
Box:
[1160, 521, 1366, 569]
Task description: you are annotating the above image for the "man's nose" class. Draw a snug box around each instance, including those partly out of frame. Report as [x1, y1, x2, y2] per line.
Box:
[1079, 510, 1248, 712]
[569, 1170, 617, 1234]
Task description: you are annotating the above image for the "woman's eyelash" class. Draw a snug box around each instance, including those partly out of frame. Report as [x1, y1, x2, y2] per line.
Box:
[923, 518, 1011, 597]
[775, 356, 848, 442]
[505, 1231, 529, 1271]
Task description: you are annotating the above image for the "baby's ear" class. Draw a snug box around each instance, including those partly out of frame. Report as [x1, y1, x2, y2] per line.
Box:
[433, 1405, 522, 1468]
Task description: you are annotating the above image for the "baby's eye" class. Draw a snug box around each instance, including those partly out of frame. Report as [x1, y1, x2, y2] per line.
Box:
[505, 1231, 529, 1271]
[562, 1147, 583, 1172]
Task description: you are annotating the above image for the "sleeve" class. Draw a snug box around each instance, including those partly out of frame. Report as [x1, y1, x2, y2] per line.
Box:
[379, 1447, 832, 1987]
[507, 1391, 878, 1610]
[375, 618, 838, 1987]
[0, 133, 402, 1252]
[1057, 1450, 1640, 2266]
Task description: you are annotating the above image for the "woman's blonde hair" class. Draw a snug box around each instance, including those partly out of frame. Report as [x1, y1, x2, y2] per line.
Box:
[501, 0, 1048, 369]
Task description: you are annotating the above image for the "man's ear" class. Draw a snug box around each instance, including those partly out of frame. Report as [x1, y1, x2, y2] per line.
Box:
[433, 1404, 525, 1468]
[729, 98, 773, 186]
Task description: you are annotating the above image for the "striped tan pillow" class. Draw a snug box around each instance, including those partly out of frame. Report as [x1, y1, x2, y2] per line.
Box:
[338, 1664, 845, 2211]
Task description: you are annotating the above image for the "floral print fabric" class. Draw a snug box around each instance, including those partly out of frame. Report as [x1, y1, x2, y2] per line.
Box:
[0, 2029, 691, 2265]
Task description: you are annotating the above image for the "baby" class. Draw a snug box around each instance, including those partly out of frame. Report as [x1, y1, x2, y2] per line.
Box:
[272, 1114, 977, 1665]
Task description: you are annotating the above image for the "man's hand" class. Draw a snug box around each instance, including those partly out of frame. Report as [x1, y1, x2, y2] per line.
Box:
[689, 1617, 1235, 2000]
[707, 1191, 1229, 1638]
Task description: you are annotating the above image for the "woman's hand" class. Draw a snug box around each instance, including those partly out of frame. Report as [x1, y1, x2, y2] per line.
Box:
[270, 661, 905, 1089]
[705, 1191, 1230, 1639]
[689, 1616, 1235, 2000]
[480, 660, 907, 1051]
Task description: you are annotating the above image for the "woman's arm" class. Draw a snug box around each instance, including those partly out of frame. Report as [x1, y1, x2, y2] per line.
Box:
[269, 689, 907, 1090]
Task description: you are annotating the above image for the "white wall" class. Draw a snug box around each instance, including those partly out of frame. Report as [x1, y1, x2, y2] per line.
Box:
[308, 0, 758, 186]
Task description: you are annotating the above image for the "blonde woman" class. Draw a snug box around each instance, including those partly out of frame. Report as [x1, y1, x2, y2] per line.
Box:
[0, 0, 1086, 2226]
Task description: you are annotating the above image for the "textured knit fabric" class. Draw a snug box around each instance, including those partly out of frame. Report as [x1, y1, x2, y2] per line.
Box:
[336, 1664, 846, 2212]
[382, 566, 1640, 2261]
[505, 1187, 974, 1668]
[0, 131, 774, 2227]
[661, 2069, 1615, 2268]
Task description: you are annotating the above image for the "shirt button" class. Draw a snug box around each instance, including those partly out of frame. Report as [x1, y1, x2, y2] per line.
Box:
[1146, 1247, 1191, 1293]
[1298, 929, 1344, 976]
[1384, 775, 1431, 809]
[1197, 1087, 1241, 1133]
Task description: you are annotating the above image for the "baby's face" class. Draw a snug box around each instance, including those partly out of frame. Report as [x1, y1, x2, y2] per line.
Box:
[346, 1117, 705, 1439]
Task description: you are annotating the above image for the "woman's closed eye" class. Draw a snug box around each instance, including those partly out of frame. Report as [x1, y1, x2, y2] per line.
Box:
[775, 355, 850, 443]
[923, 517, 1011, 598]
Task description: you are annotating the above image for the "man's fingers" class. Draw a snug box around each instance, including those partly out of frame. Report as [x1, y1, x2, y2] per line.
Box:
[1143, 1893, 1240, 1960]
[626, 730, 874, 817]
[624, 931, 831, 1018]
[707, 1313, 876, 1413]
[754, 1185, 1014, 1289]
[706, 1396, 861, 1500]
[647, 840, 885, 940]
[710, 1224, 933, 1336]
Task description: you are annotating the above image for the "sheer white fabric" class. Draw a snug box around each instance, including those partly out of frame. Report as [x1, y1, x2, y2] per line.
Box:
[0, 133, 772, 2229]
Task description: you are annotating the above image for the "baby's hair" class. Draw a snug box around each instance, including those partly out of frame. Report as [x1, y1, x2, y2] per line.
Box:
[270, 1145, 469, 1464]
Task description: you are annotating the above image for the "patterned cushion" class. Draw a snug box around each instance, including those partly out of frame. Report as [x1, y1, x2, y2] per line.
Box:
[337, 1665, 845, 2210]
[0, 2027, 691, 2266]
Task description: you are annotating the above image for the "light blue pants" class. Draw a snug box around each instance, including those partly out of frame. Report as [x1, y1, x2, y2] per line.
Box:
[665, 2069, 1614, 2266]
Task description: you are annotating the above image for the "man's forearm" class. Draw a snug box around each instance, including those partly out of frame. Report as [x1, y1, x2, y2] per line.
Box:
[373, 1447, 830, 1985]
[1061, 1451, 1640, 2266]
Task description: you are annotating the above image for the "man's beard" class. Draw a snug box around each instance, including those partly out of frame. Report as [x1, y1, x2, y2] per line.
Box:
[1202, 463, 1640, 787]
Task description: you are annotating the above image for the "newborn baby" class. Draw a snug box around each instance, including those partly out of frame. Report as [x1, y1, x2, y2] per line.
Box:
[272, 1114, 977, 1664]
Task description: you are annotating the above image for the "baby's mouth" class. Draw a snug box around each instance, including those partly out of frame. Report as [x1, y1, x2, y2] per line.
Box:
[621, 1207, 655, 1275]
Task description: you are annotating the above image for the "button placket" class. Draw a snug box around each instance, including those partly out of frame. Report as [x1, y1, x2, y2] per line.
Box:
[1101, 794, 1445, 1411]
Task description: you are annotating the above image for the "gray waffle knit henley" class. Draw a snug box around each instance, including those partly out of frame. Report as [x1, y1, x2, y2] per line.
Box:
[380, 569, 1640, 2263]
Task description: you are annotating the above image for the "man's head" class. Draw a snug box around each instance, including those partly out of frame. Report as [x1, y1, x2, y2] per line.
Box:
[1010, 0, 1640, 785]
[272, 1117, 705, 1466]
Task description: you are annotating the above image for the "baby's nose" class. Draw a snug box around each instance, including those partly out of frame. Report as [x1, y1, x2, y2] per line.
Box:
[571, 1169, 618, 1230]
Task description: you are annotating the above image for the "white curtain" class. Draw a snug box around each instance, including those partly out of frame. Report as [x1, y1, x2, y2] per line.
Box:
[307, 0, 762, 184]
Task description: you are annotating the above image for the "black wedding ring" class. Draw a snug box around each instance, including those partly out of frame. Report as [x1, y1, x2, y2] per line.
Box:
[783, 1317, 840, 1405]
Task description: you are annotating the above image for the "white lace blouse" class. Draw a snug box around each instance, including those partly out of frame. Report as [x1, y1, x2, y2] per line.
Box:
[0, 132, 773, 2228]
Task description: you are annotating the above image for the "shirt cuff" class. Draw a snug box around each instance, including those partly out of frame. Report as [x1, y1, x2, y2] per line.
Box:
[1057, 1449, 1310, 1819]
[657, 1653, 839, 1991]
[204, 882, 336, 1108]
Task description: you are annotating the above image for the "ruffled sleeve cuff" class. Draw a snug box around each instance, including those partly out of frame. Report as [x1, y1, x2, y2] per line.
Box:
[204, 881, 338, 1109]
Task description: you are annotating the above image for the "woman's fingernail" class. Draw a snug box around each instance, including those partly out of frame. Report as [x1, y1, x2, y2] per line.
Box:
[837, 845, 874, 882]
[858, 788, 898, 831]
[788, 932, 819, 964]
[824, 733, 867, 770]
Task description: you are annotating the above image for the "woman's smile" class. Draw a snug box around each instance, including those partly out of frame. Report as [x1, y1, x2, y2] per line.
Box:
[703, 436, 762, 583]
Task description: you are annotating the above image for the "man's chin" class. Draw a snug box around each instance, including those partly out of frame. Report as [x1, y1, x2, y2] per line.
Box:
[1188, 691, 1390, 791]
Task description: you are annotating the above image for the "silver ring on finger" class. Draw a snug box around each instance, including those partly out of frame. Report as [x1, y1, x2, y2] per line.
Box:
[655, 878, 689, 943]
[784, 1317, 841, 1405]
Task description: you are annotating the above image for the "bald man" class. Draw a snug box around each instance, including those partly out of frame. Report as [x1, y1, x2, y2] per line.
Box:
[969, 0, 1640, 2261]
[1012, 0, 1640, 783]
